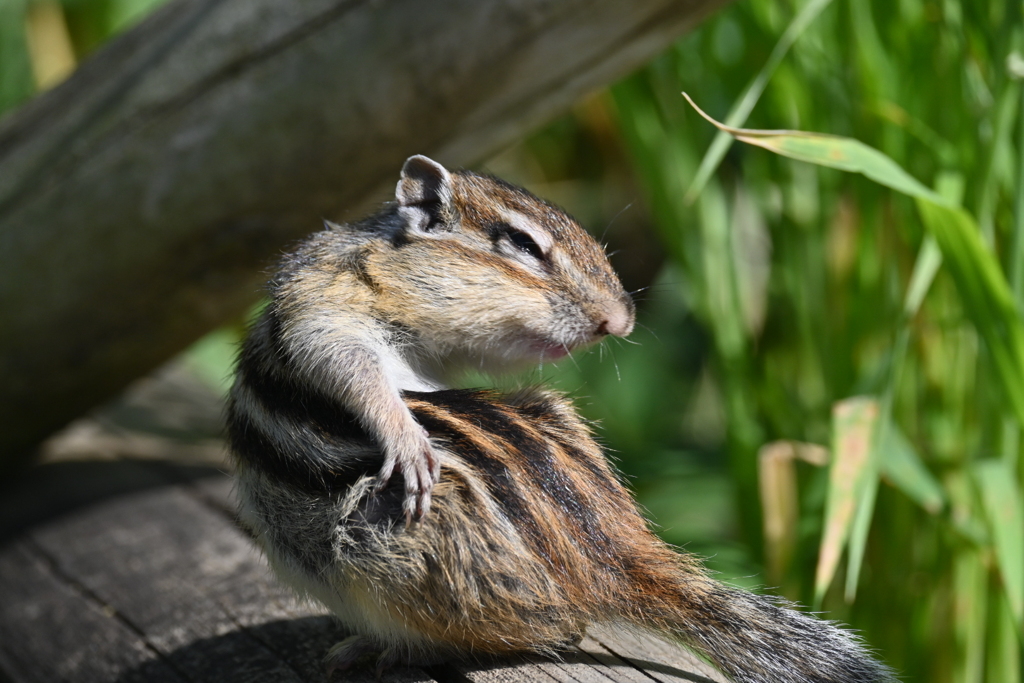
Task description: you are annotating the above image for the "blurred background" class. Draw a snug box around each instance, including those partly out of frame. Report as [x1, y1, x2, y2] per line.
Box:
[4, 0, 1024, 681]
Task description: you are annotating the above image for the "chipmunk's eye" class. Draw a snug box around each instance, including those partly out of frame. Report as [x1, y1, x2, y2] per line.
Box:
[506, 228, 546, 261]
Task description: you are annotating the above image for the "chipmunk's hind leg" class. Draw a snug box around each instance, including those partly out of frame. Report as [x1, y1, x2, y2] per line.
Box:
[325, 635, 377, 679]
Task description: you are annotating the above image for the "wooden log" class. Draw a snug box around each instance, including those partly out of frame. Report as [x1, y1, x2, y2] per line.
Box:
[0, 464, 728, 683]
[0, 0, 726, 469]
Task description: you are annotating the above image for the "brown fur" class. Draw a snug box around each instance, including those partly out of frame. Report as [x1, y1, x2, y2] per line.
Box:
[233, 387, 892, 682]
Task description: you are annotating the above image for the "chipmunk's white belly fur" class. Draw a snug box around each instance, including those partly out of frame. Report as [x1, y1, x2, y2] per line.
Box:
[235, 467, 433, 653]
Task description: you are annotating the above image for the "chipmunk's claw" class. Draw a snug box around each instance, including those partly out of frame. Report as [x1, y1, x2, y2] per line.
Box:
[376, 427, 439, 525]
[373, 465, 394, 494]
[403, 469, 434, 526]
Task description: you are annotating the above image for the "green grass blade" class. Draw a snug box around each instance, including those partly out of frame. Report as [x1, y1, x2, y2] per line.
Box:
[844, 245, 941, 600]
[698, 181, 746, 360]
[1012, 83, 1024, 309]
[684, 94, 948, 205]
[843, 471, 878, 602]
[815, 397, 878, 605]
[877, 237, 945, 515]
[975, 81, 1020, 245]
[760, 441, 829, 584]
[878, 419, 945, 514]
[974, 460, 1024, 630]
[759, 442, 800, 585]
[846, 235, 945, 598]
[953, 547, 988, 683]
[987, 590, 1022, 682]
[1006, 76, 1024, 476]
[916, 200, 1024, 428]
[904, 236, 942, 316]
[684, 0, 835, 203]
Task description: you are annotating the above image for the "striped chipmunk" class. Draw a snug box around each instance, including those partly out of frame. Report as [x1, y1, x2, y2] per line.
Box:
[228, 155, 894, 683]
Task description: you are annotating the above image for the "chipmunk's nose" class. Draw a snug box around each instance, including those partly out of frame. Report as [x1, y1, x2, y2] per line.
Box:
[595, 301, 635, 338]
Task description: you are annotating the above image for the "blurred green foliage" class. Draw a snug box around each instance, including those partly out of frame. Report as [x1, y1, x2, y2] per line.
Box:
[590, 0, 1024, 680]
[0, 0, 163, 112]
[5, 0, 1024, 680]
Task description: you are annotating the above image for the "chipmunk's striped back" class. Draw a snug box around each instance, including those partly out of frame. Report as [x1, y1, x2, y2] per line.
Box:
[230, 323, 893, 682]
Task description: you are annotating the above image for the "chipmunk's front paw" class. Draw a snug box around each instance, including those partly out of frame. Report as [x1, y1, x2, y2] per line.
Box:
[374, 426, 439, 523]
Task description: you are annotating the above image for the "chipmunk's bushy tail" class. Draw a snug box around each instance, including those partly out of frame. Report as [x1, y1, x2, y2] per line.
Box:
[627, 569, 895, 683]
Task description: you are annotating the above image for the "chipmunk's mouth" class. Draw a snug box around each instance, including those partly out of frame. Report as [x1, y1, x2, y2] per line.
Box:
[527, 336, 580, 360]
[521, 334, 570, 360]
[539, 343, 571, 360]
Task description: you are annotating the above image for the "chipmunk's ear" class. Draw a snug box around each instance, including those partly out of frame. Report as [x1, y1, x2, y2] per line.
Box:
[396, 155, 454, 233]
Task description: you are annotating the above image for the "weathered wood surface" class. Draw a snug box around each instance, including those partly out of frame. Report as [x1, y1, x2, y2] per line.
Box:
[0, 463, 728, 683]
[0, 0, 727, 468]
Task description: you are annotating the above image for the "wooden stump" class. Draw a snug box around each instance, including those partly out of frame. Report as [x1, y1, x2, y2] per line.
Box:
[0, 461, 727, 683]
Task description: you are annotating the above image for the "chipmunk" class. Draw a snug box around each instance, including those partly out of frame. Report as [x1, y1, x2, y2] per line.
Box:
[228, 155, 893, 683]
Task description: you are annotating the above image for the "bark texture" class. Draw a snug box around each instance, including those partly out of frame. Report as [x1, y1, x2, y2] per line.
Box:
[0, 465, 728, 682]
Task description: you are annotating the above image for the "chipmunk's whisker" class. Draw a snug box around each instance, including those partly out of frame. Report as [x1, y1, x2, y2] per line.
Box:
[601, 202, 634, 241]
